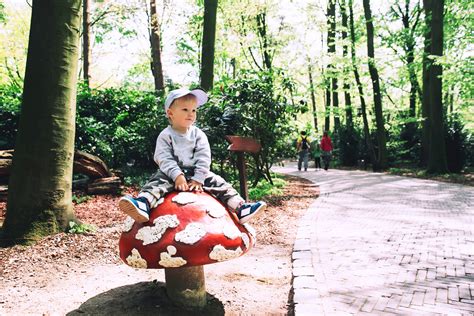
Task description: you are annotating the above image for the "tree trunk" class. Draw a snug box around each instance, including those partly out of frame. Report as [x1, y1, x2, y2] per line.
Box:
[256, 11, 272, 71]
[308, 62, 318, 132]
[340, 0, 353, 127]
[82, 0, 90, 87]
[349, 0, 376, 167]
[200, 0, 218, 91]
[3, 0, 81, 246]
[325, 0, 337, 132]
[149, 0, 164, 92]
[427, 0, 447, 173]
[324, 81, 331, 131]
[421, 0, 432, 166]
[363, 0, 387, 170]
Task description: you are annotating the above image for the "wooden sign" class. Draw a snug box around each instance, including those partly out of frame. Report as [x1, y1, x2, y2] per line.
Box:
[225, 136, 261, 201]
[225, 136, 261, 154]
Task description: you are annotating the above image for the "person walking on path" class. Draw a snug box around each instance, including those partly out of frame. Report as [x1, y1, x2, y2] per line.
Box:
[296, 131, 311, 171]
[320, 131, 333, 171]
[312, 141, 322, 170]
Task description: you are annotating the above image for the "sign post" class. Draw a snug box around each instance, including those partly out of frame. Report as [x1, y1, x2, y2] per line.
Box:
[225, 136, 261, 202]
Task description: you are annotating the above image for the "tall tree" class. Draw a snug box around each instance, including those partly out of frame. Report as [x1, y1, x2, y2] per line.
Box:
[3, 0, 81, 245]
[363, 0, 387, 170]
[308, 61, 318, 132]
[426, 0, 447, 173]
[200, 0, 218, 91]
[149, 0, 164, 91]
[324, 0, 336, 131]
[389, 1, 422, 117]
[82, 0, 91, 87]
[421, 0, 432, 166]
[340, 0, 353, 127]
[348, 0, 376, 167]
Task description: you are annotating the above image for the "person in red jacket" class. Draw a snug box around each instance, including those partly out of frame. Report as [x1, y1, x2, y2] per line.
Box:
[320, 131, 333, 171]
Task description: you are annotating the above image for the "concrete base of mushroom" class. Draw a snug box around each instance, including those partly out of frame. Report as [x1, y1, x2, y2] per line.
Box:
[165, 266, 206, 308]
[119, 191, 256, 309]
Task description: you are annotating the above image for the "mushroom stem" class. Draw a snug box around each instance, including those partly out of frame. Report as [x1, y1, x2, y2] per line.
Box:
[165, 265, 206, 308]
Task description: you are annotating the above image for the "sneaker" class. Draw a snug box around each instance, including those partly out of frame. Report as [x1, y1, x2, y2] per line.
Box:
[236, 201, 267, 224]
[119, 196, 150, 223]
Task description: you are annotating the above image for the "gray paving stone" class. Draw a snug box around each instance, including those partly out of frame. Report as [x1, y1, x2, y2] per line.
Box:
[293, 288, 319, 304]
[275, 164, 474, 316]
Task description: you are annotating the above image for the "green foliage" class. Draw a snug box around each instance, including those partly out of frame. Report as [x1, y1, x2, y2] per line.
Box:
[199, 70, 302, 182]
[67, 221, 96, 234]
[0, 2, 6, 23]
[0, 83, 22, 149]
[76, 84, 165, 168]
[336, 124, 363, 166]
[445, 113, 470, 172]
[248, 174, 286, 200]
[121, 165, 155, 187]
[386, 112, 422, 165]
[72, 194, 92, 205]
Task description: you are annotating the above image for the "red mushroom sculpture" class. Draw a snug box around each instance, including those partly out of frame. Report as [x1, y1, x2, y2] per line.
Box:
[119, 191, 256, 308]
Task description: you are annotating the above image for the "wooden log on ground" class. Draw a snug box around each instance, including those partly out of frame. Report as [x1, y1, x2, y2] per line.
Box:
[87, 176, 121, 195]
[0, 185, 7, 202]
[0, 150, 13, 177]
[73, 150, 113, 179]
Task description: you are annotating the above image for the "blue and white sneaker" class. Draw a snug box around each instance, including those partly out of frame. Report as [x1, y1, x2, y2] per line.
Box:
[119, 196, 150, 223]
[236, 201, 267, 224]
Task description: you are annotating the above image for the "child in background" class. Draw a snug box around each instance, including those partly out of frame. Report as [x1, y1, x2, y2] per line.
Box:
[119, 88, 267, 224]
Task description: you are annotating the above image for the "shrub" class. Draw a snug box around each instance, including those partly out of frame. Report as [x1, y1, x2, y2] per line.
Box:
[0, 84, 22, 150]
[445, 113, 469, 172]
[76, 85, 165, 168]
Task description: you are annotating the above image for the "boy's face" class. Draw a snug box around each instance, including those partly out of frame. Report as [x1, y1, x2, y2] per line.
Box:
[167, 96, 198, 132]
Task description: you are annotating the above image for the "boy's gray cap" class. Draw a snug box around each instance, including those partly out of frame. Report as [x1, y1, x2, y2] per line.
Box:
[164, 88, 208, 116]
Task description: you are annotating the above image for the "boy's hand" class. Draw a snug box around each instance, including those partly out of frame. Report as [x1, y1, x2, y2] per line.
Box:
[175, 174, 189, 191]
[188, 180, 203, 192]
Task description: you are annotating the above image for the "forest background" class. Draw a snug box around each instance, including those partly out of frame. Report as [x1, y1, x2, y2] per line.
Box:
[0, 0, 472, 188]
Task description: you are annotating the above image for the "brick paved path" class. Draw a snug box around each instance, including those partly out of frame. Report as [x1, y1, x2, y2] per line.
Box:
[274, 164, 474, 315]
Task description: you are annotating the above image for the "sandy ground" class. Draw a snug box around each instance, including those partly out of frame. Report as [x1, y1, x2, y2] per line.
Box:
[0, 175, 319, 315]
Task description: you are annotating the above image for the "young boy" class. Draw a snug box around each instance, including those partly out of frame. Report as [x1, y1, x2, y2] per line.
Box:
[119, 88, 267, 224]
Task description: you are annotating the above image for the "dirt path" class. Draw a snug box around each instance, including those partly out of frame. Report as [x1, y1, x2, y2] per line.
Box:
[0, 175, 319, 315]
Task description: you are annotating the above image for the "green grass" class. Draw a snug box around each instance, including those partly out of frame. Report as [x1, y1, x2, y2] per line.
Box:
[248, 174, 286, 200]
[72, 194, 92, 204]
[388, 166, 473, 186]
[67, 221, 96, 234]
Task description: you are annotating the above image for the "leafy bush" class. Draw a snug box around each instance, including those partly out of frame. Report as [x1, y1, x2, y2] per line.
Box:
[76, 85, 166, 168]
[199, 70, 302, 184]
[445, 113, 469, 172]
[0, 84, 22, 150]
[336, 125, 363, 166]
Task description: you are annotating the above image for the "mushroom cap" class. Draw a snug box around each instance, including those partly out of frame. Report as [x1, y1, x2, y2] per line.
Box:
[119, 191, 256, 269]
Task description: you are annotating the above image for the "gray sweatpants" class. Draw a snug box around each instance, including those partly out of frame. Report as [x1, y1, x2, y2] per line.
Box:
[139, 168, 244, 210]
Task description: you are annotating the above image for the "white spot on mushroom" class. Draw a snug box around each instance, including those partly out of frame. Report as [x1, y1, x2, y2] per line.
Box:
[159, 245, 187, 267]
[223, 224, 241, 240]
[126, 248, 148, 268]
[136, 215, 179, 245]
[209, 244, 243, 262]
[175, 223, 206, 244]
[122, 216, 135, 232]
[172, 192, 197, 205]
[206, 205, 227, 218]
[241, 233, 250, 249]
[157, 197, 164, 205]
